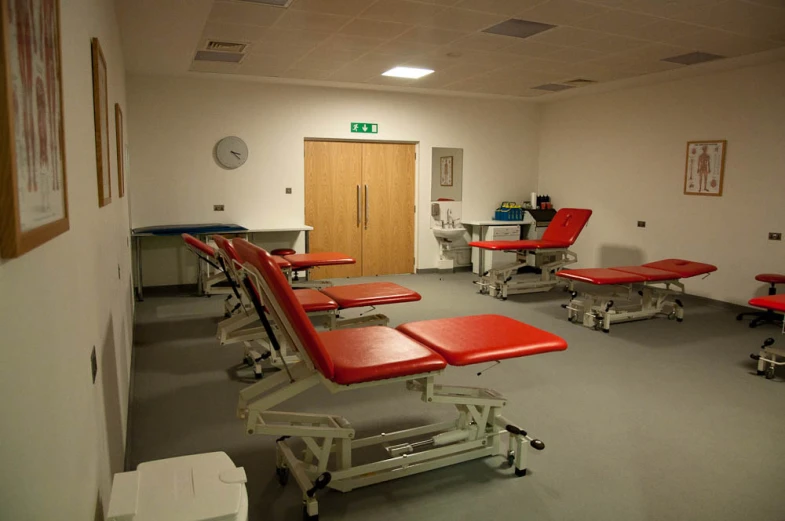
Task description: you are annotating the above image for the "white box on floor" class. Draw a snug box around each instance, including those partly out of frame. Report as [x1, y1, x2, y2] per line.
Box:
[107, 452, 248, 521]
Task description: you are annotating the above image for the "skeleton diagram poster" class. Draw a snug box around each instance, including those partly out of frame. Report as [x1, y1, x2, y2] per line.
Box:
[1, 0, 69, 257]
[684, 140, 727, 197]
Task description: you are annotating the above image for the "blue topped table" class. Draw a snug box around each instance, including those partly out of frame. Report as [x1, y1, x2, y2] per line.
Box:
[131, 223, 313, 300]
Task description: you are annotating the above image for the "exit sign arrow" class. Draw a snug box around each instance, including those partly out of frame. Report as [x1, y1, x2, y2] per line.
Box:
[351, 122, 378, 134]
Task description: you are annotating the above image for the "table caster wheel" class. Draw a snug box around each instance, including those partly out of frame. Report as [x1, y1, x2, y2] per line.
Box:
[765, 366, 775, 380]
[514, 468, 527, 477]
[276, 466, 289, 486]
[676, 318, 683, 323]
[507, 453, 515, 466]
[602, 328, 610, 334]
[254, 372, 263, 380]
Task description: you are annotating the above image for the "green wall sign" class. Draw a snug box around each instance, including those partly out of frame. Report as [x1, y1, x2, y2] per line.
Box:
[351, 122, 378, 134]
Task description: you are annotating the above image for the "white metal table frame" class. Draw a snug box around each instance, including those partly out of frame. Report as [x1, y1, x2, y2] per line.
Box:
[132, 225, 313, 301]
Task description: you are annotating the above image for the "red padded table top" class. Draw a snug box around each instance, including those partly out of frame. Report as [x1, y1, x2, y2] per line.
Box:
[396, 315, 567, 366]
[611, 266, 681, 282]
[320, 282, 421, 309]
[319, 326, 447, 385]
[756, 273, 785, 284]
[469, 239, 571, 251]
[749, 294, 785, 313]
[284, 252, 356, 269]
[293, 289, 339, 312]
[271, 255, 291, 269]
[556, 268, 646, 284]
[642, 259, 717, 278]
[182, 233, 216, 257]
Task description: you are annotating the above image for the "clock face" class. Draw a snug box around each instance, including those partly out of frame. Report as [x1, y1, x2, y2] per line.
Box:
[215, 136, 248, 169]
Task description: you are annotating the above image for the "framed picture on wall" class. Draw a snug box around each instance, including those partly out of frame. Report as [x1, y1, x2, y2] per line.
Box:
[91, 37, 111, 207]
[684, 140, 726, 197]
[115, 103, 125, 198]
[0, 0, 69, 258]
[440, 156, 453, 187]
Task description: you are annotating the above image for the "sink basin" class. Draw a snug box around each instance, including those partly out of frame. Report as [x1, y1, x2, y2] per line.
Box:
[433, 227, 466, 241]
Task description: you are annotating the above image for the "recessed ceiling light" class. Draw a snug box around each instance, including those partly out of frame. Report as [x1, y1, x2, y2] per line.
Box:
[382, 66, 434, 79]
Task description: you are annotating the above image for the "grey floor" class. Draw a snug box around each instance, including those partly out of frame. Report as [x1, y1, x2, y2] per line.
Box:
[129, 272, 785, 521]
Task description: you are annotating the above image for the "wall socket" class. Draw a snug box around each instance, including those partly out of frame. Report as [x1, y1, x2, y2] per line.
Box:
[769, 232, 782, 241]
[285, 188, 292, 194]
[214, 204, 225, 211]
[637, 221, 646, 228]
[91, 346, 97, 384]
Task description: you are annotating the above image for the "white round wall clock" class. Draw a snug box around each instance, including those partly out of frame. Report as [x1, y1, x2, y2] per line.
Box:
[215, 136, 248, 169]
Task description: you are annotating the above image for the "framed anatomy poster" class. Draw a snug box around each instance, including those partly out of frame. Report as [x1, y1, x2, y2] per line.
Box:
[440, 156, 453, 187]
[91, 37, 111, 207]
[0, 0, 69, 258]
[684, 140, 726, 196]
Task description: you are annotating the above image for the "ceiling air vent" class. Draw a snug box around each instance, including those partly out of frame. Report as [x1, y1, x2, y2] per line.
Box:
[661, 51, 725, 65]
[565, 78, 596, 86]
[237, 0, 294, 7]
[532, 83, 574, 92]
[483, 19, 556, 39]
[194, 50, 244, 63]
[205, 40, 248, 53]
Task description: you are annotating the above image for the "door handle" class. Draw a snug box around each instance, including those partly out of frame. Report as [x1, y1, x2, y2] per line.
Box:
[364, 184, 369, 230]
[356, 185, 361, 227]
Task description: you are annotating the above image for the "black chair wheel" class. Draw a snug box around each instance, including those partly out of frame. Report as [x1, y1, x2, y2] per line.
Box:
[736, 314, 744, 321]
[749, 322, 759, 329]
[765, 366, 776, 380]
[514, 468, 528, 477]
[276, 466, 289, 486]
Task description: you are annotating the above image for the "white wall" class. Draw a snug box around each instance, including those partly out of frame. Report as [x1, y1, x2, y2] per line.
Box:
[0, 0, 132, 519]
[539, 59, 785, 305]
[128, 76, 540, 284]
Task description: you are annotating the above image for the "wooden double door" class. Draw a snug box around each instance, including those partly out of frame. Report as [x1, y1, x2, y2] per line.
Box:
[304, 140, 415, 279]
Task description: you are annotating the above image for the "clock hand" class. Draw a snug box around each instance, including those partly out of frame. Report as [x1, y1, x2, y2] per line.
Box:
[230, 151, 241, 159]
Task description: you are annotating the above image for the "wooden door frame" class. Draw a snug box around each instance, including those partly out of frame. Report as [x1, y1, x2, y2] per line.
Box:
[303, 138, 420, 273]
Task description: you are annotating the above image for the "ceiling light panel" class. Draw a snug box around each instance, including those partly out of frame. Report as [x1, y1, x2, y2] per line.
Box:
[382, 66, 435, 79]
[661, 51, 725, 65]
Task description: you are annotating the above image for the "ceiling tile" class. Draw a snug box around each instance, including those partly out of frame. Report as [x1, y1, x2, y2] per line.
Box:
[319, 34, 387, 53]
[274, 10, 351, 32]
[293, 47, 368, 70]
[403, 53, 463, 70]
[545, 46, 606, 62]
[374, 39, 442, 56]
[671, 28, 783, 56]
[201, 21, 268, 43]
[579, 33, 650, 53]
[740, 0, 785, 8]
[339, 19, 413, 39]
[526, 27, 605, 47]
[517, 0, 611, 25]
[327, 65, 383, 82]
[448, 33, 518, 51]
[453, 0, 549, 16]
[208, 1, 284, 27]
[251, 41, 315, 61]
[366, 75, 417, 86]
[396, 26, 468, 45]
[572, 9, 660, 37]
[258, 28, 333, 47]
[191, 60, 241, 73]
[719, 10, 785, 40]
[621, 0, 725, 19]
[281, 69, 334, 80]
[289, 0, 377, 16]
[238, 53, 293, 75]
[416, 0, 464, 5]
[632, 19, 706, 44]
[419, 8, 507, 32]
[504, 39, 565, 56]
[360, 0, 449, 24]
[414, 62, 503, 86]
[670, 0, 772, 26]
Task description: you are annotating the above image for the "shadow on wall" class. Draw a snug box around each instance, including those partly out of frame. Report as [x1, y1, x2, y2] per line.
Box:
[102, 316, 126, 493]
[599, 244, 646, 267]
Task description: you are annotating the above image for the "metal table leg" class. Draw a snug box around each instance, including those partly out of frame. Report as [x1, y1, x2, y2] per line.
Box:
[478, 225, 486, 276]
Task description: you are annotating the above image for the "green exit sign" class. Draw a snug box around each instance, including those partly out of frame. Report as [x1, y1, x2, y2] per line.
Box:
[351, 122, 378, 134]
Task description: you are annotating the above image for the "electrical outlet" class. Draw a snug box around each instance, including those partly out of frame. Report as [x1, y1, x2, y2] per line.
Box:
[214, 204, 225, 211]
[769, 232, 782, 241]
[91, 347, 97, 384]
[285, 188, 292, 194]
[637, 221, 646, 228]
